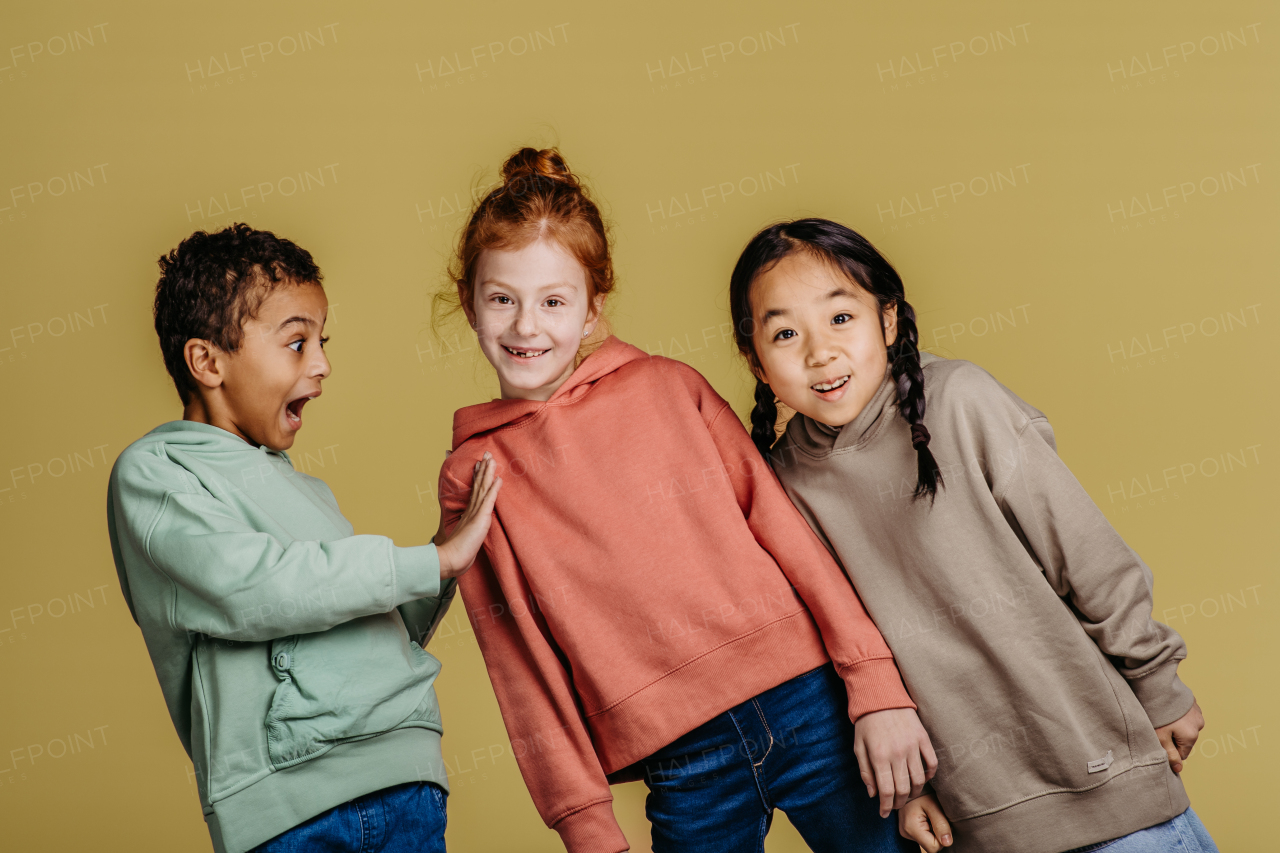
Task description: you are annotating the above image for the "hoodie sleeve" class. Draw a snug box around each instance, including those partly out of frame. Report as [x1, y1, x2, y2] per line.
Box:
[439, 466, 630, 853]
[112, 448, 442, 642]
[991, 412, 1196, 728]
[398, 578, 458, 646]
[702, 400, 916, 721]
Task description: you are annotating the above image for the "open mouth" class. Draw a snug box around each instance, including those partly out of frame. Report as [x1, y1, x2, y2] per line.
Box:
[284, 395, 315, 428]
[502, 345, 550, 360]
[811, 376, 850, 393]
[810, 375, 851, 402]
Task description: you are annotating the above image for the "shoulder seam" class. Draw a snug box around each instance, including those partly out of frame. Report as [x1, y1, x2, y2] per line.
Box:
[705, 401, 734, 431]
[139, 489, 183, 634]
[991, 417, 1041, 507]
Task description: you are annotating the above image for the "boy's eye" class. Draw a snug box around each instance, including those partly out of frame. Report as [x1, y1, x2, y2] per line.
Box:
[288, 340, 304, 353]
[773, 328, 797, 342]
[319, 336, 330, 349]
[832, 313, 852, 325]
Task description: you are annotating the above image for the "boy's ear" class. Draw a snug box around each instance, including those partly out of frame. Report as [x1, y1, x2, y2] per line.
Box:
[883, 301, 900, 348]
[184, 339, 226, 390]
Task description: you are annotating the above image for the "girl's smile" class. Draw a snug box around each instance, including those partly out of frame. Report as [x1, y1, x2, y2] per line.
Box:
[811, 374, 851, 402]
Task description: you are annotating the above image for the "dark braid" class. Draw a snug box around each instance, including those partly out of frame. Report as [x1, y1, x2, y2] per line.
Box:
[750, 379, 780, 462]
[888, 302, 943, 500]
[728, 217, 944, 503]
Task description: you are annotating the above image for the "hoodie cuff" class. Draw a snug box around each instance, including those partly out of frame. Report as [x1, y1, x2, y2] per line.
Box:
[838, 657, 917, 721]
[391, 543, 442, 604]
[553, 801, 629, 853]
[1129, 659, 1196, 728]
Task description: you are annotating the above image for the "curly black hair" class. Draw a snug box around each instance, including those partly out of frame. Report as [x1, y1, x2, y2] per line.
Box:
[154, 222, 322, 403]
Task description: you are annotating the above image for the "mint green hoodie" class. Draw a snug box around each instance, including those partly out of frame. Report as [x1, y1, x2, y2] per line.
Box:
[107, 421, 454, 853]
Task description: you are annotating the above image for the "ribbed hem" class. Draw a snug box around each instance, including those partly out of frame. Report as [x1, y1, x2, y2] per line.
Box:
[1128, 661, 1195, 728]
[589, 608, 831, 774]
[949, 755, 1189, 853]
[552, 800, 629, 853]
[392, 543, 442, 602]
[835, 656, 916, 720]
[204, 727, 447, 853]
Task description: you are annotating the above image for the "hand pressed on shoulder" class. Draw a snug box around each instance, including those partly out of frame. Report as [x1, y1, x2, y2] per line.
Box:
[1155, 699, 1204, 774]
[853, 706, 938, 818]
[899, 793, 953, 852]
[434, 453, 502, 580]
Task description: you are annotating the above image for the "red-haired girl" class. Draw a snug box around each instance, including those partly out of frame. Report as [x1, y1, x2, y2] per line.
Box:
[436, 150, 932, 853]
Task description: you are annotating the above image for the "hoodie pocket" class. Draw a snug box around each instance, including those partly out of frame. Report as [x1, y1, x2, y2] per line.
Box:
[265, 614, 444, 769]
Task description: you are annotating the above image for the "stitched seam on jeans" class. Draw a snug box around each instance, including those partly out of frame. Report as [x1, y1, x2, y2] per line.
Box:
[357, 801, 369, 853]
[728, 708, 772, 812]
[1172, 813, 1194, 852]
[750, 699, 775, 768]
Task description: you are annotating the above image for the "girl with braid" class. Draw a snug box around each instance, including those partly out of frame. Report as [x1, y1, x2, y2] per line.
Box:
[437, 150, 933, 853]
[729, 218, 1217, 853]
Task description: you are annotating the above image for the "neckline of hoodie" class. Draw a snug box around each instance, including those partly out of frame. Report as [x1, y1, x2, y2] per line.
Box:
[150, 420, 287, 457]
[787, 370, 898, 460]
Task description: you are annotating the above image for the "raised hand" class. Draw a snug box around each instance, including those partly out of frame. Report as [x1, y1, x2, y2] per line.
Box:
[435, 453, 503, 580]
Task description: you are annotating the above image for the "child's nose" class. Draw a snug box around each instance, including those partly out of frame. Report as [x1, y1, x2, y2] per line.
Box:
[806, 339, 839, 366]
[312, 348, 332, 378]
[514, 306, 538, 337]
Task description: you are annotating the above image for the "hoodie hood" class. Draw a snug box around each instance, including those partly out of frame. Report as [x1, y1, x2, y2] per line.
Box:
[144, 420, 291, 460]
[451, 336, 647, 449]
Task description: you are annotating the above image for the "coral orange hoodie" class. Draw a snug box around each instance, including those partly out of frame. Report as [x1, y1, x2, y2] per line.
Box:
[439, 337, 914, 853]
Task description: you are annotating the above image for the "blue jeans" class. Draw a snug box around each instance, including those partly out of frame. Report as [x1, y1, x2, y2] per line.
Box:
[640, 664, 914, 853]
[249, 781, 447, 853]
[1062, 808, 1218, 853]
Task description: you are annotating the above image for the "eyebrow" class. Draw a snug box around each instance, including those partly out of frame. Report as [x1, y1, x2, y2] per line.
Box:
[479, 279, 578, 292]
[759, 287, 860, 324]
[277, 316, 319, 331]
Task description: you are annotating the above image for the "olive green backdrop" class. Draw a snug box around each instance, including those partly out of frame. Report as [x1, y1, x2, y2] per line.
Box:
[0, 1, 1274, 850]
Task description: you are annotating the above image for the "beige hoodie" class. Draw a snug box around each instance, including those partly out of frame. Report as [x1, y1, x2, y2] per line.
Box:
[770, 354, 1194, 853]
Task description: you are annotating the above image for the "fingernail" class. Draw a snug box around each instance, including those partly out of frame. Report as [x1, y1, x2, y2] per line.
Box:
[942, 835, 952, 845]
